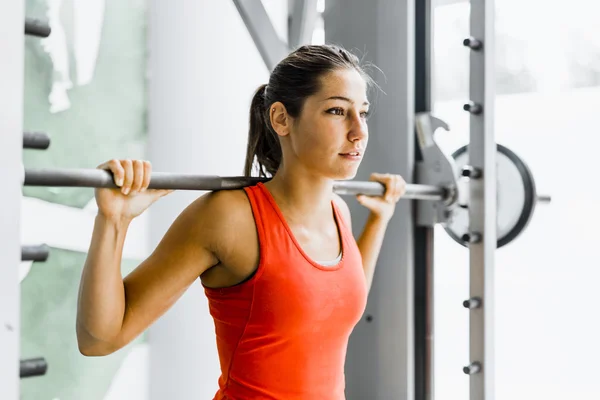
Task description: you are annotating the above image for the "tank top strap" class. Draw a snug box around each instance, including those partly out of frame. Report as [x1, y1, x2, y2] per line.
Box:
[242, 183, 284, 259]
[330, 198, 352, 243]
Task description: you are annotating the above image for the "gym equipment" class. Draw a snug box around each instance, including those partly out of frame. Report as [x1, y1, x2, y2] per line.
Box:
[22, 167, 448, 200]
[21, 244, 50, 262]
[20, 358, 47, 378]
[444, 144, 548, 248]
[23, 131, 50, 150]
[463, 2, 495, 398]
[20, 114, 549, 248]
[24, 18, 51, 38]
[413, 113, 550, 246]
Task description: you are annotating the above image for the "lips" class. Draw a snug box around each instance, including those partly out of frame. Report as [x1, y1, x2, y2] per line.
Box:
[339, 150, 363, 162]
[340, 150, 362, 156]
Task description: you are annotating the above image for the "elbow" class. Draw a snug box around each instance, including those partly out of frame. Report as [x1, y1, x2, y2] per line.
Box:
[78, 344, 101, 357]
[77, 339, 119, 357]
[77, 337, 116, 357]
[76, 323, 120, 357]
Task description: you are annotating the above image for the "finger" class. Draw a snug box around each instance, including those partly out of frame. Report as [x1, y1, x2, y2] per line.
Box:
[149, 189, 175, 199]
[384, 175, 396, 202]
[157, 189, 175, 197]
[397, 177, 407, 198]
[97, 159, 124, 187]
[357, 194, 380, 209]
[391, 175, 402, 200]
[131, 160, 145, 193]
[369, 172, 387, 182]
[121, 159, 134, 195]
[370, 172, 392, 199]
[141, 161, 152, 191]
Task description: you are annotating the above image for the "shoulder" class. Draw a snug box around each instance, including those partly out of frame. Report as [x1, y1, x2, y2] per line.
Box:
[196, 188, 251, 215]
[191, 188, 256, 255]
[332, 193, 352, 229]
[188, 189, 253, 233]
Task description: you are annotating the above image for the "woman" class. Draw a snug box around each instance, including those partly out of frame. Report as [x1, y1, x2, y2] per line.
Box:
[76, 44, 406, 399]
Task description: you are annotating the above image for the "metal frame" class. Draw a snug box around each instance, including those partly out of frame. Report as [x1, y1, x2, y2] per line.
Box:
[231, 0, 289, 70]
[464, 0, 496, 399]
[0, 1, 24, 398]
[233, 0, 320, 70]
[414, 3, 435, 400]
[288, 0, 319, 49]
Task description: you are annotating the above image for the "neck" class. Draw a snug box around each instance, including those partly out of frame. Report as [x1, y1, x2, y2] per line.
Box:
[264, 163, 335, 224]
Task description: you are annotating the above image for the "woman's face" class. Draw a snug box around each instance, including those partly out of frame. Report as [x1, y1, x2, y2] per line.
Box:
[284, 68, 370, 180]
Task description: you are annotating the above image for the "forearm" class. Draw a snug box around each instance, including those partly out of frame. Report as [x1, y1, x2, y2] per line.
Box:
[76, 213, 131, 348]
[356, 213, 390, 292]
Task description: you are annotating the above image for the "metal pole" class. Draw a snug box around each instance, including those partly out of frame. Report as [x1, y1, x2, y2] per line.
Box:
[414, 1, 434, 399]
[464, 0, 496, 399]
[231, 0, 289, 71]
[22, 167, 450, 201]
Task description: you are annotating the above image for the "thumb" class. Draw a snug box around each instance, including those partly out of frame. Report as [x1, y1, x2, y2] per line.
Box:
[159, 189, 175, 197]
[150, 189, 175, 198]
[356, 194, 379, 209]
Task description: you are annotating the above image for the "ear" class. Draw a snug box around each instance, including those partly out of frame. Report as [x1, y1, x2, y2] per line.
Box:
[269, 101, 291, 137]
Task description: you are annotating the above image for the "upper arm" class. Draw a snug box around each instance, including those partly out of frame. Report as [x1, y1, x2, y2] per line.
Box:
[111, 191, 234, 350]
[333, 193, 353, 231]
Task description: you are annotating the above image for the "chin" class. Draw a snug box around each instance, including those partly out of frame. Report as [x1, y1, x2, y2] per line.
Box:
[330, 166, 360, 181]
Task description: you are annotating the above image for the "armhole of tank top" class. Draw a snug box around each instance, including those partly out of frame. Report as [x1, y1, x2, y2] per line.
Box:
[242, 186, 268, 283]
[215, 186, 268, 293]
[204, 186, 268, 294]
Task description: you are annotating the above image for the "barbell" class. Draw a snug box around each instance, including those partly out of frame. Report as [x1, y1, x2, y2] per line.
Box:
[22, 167, 449, 201]
[21, 113, 549, 248]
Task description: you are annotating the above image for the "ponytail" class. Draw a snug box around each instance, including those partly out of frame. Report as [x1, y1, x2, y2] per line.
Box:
[243, 84, 282, 177]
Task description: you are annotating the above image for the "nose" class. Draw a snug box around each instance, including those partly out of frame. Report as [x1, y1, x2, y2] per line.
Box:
[348, 112, 368, 142]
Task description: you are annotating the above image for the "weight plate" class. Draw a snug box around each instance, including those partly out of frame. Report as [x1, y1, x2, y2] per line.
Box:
[443, 144, 537, 248]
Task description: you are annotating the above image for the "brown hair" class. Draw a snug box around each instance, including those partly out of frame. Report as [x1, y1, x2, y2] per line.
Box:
[243, 44, 376, 177]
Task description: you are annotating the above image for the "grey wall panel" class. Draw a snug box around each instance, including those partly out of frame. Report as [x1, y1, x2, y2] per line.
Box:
[325, 1, 416, 399]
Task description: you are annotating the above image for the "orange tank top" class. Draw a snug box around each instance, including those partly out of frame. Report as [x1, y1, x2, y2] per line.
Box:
[204, 182, 368, 400]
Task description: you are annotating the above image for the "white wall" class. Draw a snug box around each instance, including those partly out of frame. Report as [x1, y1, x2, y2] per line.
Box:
[147, 1, 286, 398]
[0, 1, 24, 398]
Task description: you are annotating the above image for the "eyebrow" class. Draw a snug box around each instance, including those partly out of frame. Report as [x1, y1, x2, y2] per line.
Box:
[325, 96, 370, 106]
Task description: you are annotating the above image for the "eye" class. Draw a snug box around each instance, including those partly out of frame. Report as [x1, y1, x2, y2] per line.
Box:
[326, 107, 345, 116]
[360, 110, 371, 119]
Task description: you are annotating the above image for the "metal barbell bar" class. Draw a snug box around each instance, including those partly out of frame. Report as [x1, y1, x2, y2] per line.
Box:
[22, 167, 451, 202]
